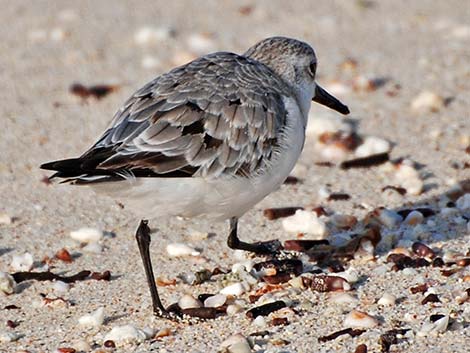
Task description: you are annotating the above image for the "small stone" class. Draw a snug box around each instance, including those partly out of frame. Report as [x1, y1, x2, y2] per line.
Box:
[282, 210, 328, 238]
[418, 315, 449, 336]
[10, 252, 34, 271]
[411, 91, 445, 113]
[329, 292, 359, 305]
[221, 333, 251, 353]
[404, 211, 424, 226]
[78, 307, 105, 327]
[0, 272, 16, 295]
[226, 304, 244, 315]
[220, 282, 247, 296]
[355, 136, 391, 158]
[72, 339, 91, 352]
[395, 163, 424, 195]
[0, 213, 12, 225]
[104, 325, 147, 346]
[253, 315, 266, 327]
[377, 293, 396, 306]
[204, 294, 226, 308]
[330, 214, 357, 229]
[70, 227, 103, 243]
[372, 208, 403, 228]
[178, 294, 202, 309]
[166, 243, 200, 257]
[344, 310, 378, 328]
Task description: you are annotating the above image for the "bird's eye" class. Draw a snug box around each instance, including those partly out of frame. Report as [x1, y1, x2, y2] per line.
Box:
[309, 62, 317, 77]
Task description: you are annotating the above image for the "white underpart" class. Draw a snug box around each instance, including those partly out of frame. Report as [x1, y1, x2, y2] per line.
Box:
[92, 96, 309, 221]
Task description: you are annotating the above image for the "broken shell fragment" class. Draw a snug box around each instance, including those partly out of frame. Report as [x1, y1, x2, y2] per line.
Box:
[166, 243, 200, 257]
[0, 272, 16, 295]
[10, 252, 34, 272]
[344, 310, 378, 328]
[282, 210, 328, 238]
[104, 325, 148, 345]
[78, 307, 105, 328]
[70, 227, 103, 243]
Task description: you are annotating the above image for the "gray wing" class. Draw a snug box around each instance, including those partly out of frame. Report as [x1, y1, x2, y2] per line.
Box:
[79, 52, 292, 181]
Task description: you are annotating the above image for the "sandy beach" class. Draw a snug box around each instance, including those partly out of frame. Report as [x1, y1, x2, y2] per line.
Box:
[1, 1, 469, 352]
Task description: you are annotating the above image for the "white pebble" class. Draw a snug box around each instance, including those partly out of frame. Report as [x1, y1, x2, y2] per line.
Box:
[166, 243, 200, 257]
[344, 310, 378, 328]
[178, 294, 202, 309]
[355, 136, 391, 157]
[377, 293, 396, 306]
[221, 333, 251, 353]
[375, 208, 403, 228]
[404, 211, 424, 226]
[78, 307, 105, 328]
[72, 339, 91, 352]
[0, 331, 21, 343]
[411, 91, 444, 113]
[0, 272, 16, 295]
[70, 227, 103, 243]
[335, 268, 359, 284]
[104, 325, 147, 345]
[253, 315, 266, 327]
[329, 292, 359, 305]
[204, 294, 226, 308]
[282, 210, 328, 238]
[456, 193, 470, 211]
[226, 304, 244, 315]
[0, 212, 12, 225]
[52, 281, 70, 294]
[220, 282, 247, 296]
[134, 26, 172, 46]
[418, 315, 449, 336]
[395, 163, 424, 195]
[306, 112, 352, 137]
[10, 252, 34, 271]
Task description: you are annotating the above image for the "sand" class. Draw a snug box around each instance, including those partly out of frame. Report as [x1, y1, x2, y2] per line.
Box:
[1, 1, 469, 352]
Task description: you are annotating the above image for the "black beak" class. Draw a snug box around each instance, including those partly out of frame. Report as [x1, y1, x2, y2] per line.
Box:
[312, 85, 350, 115]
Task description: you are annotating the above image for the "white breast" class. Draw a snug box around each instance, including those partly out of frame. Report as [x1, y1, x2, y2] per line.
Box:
[92, 97, 308, 221]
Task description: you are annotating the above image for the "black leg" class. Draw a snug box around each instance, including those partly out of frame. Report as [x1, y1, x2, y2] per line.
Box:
[135, 220, 171, 318]
[227, 217, 281, 254]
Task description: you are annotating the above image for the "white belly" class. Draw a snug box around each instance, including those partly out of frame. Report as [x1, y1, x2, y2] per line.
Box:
[92, 98, 307, 221]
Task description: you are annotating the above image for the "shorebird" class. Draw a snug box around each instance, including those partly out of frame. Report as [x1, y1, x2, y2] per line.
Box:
[41, 36, 349, 318]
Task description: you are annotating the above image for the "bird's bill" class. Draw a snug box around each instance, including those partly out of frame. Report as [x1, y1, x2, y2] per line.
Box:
[312, 85, 350, 115]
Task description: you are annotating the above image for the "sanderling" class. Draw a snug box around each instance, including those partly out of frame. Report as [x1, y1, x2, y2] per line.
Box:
[41, 36, 349, 318]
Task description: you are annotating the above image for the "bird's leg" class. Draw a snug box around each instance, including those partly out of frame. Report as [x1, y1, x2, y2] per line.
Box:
[227, 217, 281, 254]
[135, 220, 174, 319]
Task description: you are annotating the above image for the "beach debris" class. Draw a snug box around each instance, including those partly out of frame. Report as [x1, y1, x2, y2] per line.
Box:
[411, 242, 435, 259]
[178, 294, 202, 309]
[55, 248, 73, 263]
[69, 227, 103, 243]
[377, 293, 396, 306]
[354, 344, 368, 353]
[340, 152, 390, 169]
[221, 282, 248, 297]
[304, 275, 351, 292]
[10, 253, 34, 272]
[90, 270, 111, 281]
[263, 207, 303, 220]
[11, 270, 91, 283]
[379, 329, 410, 352]
[344, 310, 378, 328]
[318, 327, 365, 342]
[272, 317, 289, 326]
[403, 210, 424, 226]
[166, 243, 201, 257]
[282, 210, 327, 238]
[283, 239, 329, 252]
[204, 294, 227, 308]
[354, 136, 391, 158]
[104, 325, 148, 346]
[418, 314, 449, 336]
[0, 272, 16, 295]
[69, 83, 119, 100]
[421, 293, 440, 305]
[411, 91, 445, 113]
[456, 193, 470, 210]
[52, 281, 70, 294]
[327, 193, 351, 201]
[78, 307, 105, 328]
[246, 300, 287, 319]
[394, 161, 424, 195]
[221, 333, 252, 353]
